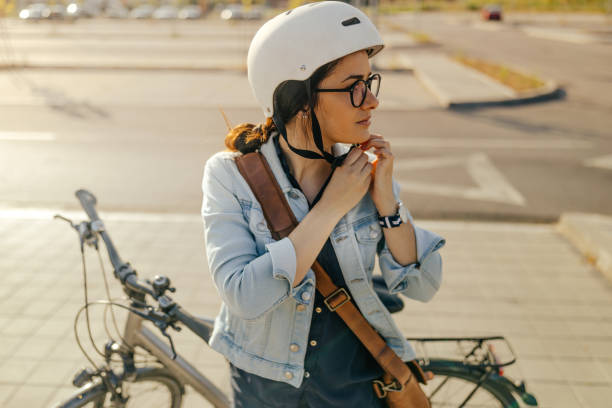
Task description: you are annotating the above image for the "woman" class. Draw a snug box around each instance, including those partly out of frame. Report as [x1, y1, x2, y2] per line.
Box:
[201, 2, 446, 407]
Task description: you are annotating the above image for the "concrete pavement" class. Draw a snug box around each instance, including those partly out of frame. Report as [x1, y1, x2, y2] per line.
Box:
[0, 207, 611, 407]
[558, 213, 612, 284]
[0, 17, 561, 109]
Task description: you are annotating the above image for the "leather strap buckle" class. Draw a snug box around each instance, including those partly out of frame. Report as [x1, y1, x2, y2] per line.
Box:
[323, 288, 351, 312]
[372, 379, 405, 399]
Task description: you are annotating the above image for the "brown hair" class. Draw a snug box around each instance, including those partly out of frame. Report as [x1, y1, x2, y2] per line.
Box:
[224, 57, 341, 154]
[224, 117, 277, 154]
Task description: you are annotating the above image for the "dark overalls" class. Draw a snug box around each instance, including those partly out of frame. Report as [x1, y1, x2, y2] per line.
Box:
[230, 135, 385, 408]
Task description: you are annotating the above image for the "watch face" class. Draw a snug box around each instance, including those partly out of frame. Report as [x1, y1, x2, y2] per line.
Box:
[399, 205, 409, 223]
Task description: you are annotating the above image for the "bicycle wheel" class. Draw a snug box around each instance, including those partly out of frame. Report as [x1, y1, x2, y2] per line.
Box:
[53, 366, 183, 408]
[423, 361, 519, 408]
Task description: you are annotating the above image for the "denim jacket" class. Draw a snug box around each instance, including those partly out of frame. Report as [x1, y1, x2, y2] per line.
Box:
[201, 133, 446, 388]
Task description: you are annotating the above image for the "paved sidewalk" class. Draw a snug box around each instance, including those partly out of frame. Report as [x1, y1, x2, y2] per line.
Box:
[398, 53, 516, 107]
[1, 209, 611, 407]
[558, 213, 612, 283]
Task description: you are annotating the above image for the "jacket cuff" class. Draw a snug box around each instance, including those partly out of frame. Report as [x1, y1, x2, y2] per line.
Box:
[266, 237, 315, 305]
[380, 224, 446, 295]
[267, 237, 297, 284]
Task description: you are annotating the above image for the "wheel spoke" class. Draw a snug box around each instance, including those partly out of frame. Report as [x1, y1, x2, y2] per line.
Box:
[424, 374, 506, 407]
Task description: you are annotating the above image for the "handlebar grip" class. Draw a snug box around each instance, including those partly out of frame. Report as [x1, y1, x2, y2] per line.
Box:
[75, 189, 126, 274]
[173, 307, 213, 344]
[76, 189, 100, 222]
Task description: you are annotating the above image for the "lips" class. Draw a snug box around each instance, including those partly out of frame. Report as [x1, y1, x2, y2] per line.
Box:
[357, 116, 371, 126]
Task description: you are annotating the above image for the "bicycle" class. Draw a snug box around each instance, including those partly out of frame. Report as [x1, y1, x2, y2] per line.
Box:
[52, 189, 539, 408]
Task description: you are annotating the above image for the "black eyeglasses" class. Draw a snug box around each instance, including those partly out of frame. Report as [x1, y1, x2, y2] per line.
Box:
[314, 73, 381, 108]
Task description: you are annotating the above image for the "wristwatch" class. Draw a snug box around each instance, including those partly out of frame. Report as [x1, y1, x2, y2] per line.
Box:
[378, 201, 409, 229]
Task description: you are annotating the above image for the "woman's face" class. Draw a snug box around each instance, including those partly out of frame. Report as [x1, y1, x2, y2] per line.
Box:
[314, 50, 379, 147]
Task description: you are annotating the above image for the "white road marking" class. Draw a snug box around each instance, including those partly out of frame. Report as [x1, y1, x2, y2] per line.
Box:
[0, 132, 56, 141]
[396, 152, 526, 206]
[583, 154, 612, 170]
[521, 27, 596, 44]
[388, 137, 591, 150]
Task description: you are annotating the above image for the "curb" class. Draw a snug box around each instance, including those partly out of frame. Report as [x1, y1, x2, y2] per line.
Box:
[396, 53, 565, 109]
[413, 62, 565, 110]
[0, 57, 563, 110]
[557, 213, 612, 283]
[448, 81, 565, 110]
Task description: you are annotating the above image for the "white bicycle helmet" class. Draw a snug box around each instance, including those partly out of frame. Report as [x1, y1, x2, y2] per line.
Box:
[247, 1, 384, 164]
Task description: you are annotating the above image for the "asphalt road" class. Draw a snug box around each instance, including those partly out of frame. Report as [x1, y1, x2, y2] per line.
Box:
[0, 15, 611, 222]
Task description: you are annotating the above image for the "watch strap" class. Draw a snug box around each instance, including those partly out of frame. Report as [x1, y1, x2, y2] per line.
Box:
[379, 214, 403, 228]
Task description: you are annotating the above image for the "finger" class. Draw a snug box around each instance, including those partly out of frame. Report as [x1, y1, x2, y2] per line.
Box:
[373, 148, 393, 160]
[361, 141, 389, 154]
[359, 134, 384, 150]
[366, 138, 390, 150]
[343, 146, 366, 166]
[352, 152, 369, 170]
[361, 161, 373, 177]
[425, 371, 435, 381]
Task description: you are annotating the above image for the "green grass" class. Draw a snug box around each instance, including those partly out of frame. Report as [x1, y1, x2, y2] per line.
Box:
[378, 0, 610, 13]
[453, 54, 546, 92]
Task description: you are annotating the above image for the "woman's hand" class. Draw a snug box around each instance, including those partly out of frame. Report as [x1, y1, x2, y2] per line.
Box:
[360, 134, 395, 215]
[320, 146, 372, 217]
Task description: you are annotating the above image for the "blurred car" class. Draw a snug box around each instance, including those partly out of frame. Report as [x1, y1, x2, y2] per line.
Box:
[19, 3, 49, 20]
[152, 5, 178, 19]
[481, 4, 502, 21]
[178, 4, 202, 19]
[45, 4, 67, 19]
[129, 4, 155, 19]
[105, 5, 128, 18]
[66, 2, 101, 18]
[220, 4, 262, 20]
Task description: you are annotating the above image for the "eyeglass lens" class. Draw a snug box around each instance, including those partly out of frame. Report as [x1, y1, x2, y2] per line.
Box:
[352, 75, 380, 107]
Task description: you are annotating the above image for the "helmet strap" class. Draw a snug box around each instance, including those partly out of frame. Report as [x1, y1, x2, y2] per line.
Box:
[271, 79, 354, 166]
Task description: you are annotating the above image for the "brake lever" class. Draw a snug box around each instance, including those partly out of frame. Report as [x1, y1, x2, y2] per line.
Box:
[159, 326, 177, 360]
[54, 215, 100, 252]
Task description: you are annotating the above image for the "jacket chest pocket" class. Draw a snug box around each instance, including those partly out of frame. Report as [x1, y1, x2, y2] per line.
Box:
[248, 207, 275, 254]
[354, 217, 382, 272]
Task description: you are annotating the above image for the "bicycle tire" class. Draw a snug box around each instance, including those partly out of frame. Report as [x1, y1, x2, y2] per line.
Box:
[422, 360, 520, 408]
[52, 366, 184, 408]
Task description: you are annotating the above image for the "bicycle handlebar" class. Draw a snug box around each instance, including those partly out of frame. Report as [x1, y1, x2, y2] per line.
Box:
[73, 189, 214, 344]
[76, 189, 127, 281]
[172, 307, 213, 343]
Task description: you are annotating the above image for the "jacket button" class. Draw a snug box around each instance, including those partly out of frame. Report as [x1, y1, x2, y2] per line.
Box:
[309, 340, 317, 347]
[284, 371, 293, 380]
[315, 307, 322, 314]
[296, 304, 306, 312]
[290, 344, 299, 352]
[304, 371, 310, 378]
[301, 292, 311, 301]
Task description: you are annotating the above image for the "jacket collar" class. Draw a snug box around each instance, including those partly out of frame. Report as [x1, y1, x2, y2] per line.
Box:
[259, 131, 294, 193]
[259, 131, 353, 194]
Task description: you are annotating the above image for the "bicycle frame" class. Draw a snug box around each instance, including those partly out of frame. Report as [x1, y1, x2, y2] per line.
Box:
[121, 309, 230, 408]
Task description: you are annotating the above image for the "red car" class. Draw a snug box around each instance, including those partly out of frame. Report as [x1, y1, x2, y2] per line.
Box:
[481, 4, 503, 21]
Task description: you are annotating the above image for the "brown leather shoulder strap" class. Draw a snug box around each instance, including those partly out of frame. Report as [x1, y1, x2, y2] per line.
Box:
[234, 151, 416, 387]
[235, 151, 298, 240]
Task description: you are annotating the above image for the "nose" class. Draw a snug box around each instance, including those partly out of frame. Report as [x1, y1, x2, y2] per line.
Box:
[361, 86, 379, 110]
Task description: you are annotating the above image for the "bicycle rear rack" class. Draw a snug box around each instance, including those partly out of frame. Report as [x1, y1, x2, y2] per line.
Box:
[406, 336, 517, 370]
